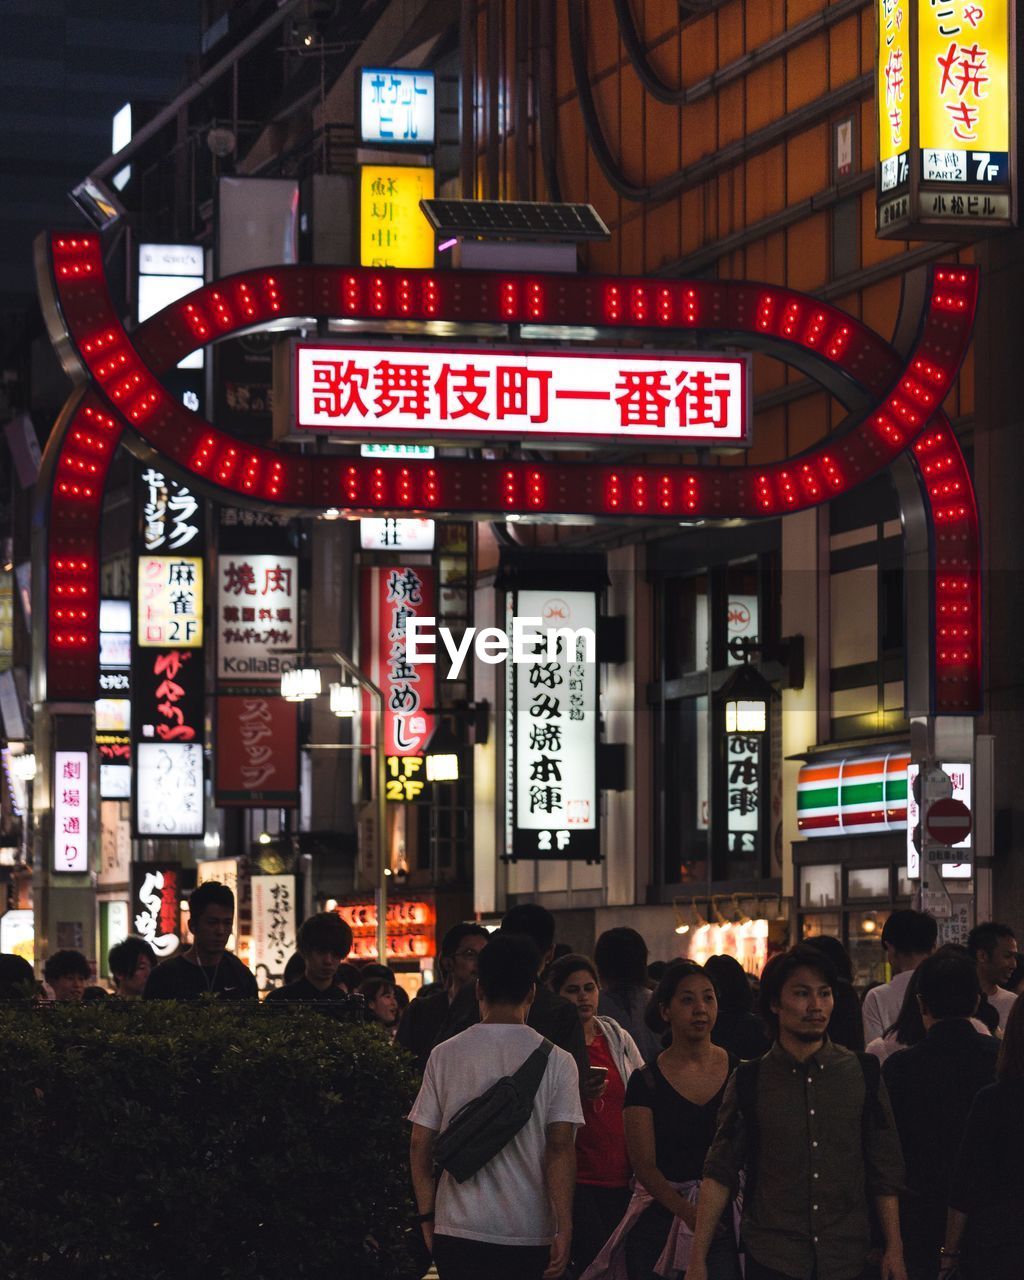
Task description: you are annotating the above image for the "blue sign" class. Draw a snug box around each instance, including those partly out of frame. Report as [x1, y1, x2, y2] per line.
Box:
[360, 68, 435, 146]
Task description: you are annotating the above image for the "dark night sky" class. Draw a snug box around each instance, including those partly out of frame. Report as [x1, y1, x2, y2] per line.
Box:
[0, 0, 201, 304]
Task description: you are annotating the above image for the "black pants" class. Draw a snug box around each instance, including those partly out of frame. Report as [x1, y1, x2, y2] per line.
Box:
[432, 1233, 550, 1280]
[570, 1183, 631, 1276]
[744, 1258, 813, 1280]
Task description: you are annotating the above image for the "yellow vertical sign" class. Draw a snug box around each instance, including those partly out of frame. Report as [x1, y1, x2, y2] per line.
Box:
[878, 0, 911, 185]
[917, 0, 1009, 155]
[359, 165, 435, 269]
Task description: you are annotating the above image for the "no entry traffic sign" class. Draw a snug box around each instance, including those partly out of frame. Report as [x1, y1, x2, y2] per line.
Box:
[925, 797, 972, 845]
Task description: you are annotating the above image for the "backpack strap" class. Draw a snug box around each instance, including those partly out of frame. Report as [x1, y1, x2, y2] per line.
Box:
[510, 1038, 554, 1105]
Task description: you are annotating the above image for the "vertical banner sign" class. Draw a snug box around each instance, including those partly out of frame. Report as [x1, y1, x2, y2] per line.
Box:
[359, 165, 435, 268]
[876, 0, 1015, 236]
[53, 750, 89, 872]
[98, 599, 132, 798]
[136, 743, 204, 836]
[509, 591, 599, 862]
[131, 861, 182, 957]
[360, 565, 437, 801]
[215, 695, 299, 806]
[725, 731, 763, 873]
[251, 874, 297, 982]
[133, 466, 206, 837]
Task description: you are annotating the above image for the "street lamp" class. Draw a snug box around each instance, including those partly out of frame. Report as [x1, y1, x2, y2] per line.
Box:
[280, 652, 388, 963]
[424, 721, 462, 782]
[719, 662, 774, 734]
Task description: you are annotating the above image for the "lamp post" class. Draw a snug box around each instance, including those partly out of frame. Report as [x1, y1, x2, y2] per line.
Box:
[280, 650, 388, 965]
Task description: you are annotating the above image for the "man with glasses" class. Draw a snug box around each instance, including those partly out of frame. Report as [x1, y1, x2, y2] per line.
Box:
[397, 922, 490, 1071]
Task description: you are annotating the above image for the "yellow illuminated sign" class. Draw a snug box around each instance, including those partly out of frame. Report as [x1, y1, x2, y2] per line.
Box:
[877, 0, 911, 171]
[137, 555, 203, 648]
[359, 165, 435, 269]
[918, 0, 1009, 155]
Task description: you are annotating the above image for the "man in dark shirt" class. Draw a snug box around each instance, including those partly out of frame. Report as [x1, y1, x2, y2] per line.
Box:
[396, 922, 489, 1070]
[883, 948, 998, 1279]
[436, 903, 592, 1093]
[143, 881, 257, 1001]
[689, 945, 907, 1280]
[265, 912, 354, 1003]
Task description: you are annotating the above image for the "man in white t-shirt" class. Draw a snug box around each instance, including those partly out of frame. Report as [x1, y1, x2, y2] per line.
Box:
[968, 920, 1019, 1031]
[862, 909, 937, 1044]
[409, 933, 584, 1280]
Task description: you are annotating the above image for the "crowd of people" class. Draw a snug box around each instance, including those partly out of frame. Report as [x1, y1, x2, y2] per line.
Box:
[1, 889, 1023, 1280]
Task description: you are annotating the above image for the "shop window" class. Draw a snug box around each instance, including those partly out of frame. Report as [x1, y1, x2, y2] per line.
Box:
[654, 550, 778, 888]
[848, 909, 890, 987]
[800, 912, 842, 940]
[847, 866, 890, 901]
[895, 868, 916, 898]
[800, 864, 841, 908]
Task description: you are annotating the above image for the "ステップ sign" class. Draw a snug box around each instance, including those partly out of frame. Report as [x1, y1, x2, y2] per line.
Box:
[291, 343, 751, 448]
[215, 695, 298, 806]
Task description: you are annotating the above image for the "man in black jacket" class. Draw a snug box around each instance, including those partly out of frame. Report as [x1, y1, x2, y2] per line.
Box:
[883, 947, 999, 1280]
[396, 922, 489, 1071]
[435, 903, 592, 1093]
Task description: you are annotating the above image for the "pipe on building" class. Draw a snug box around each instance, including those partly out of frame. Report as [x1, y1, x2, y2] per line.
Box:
[514, 0, 531, 199]
[461, 0, 476, 197]
[486, 0, 502, 199]
[535, 0, 561, 201]
[611, 0, 870, 107]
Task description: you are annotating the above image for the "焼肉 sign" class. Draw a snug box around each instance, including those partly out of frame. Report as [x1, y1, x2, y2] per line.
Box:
[286, 343, 751, 448]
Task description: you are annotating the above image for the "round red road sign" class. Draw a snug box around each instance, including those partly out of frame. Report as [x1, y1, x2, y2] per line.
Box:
[925, 797, 972, 845]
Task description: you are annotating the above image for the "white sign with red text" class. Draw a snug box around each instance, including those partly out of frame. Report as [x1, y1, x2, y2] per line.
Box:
[292, 343, 751, 447]
[217, 554, 299, 681]
[53, 750, 89, 873]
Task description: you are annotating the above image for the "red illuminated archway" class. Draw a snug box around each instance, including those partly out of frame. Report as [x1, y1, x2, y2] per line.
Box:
[37, 232, 980, 714]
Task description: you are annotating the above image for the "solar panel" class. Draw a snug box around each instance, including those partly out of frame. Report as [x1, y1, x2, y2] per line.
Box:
[419, 199, 611, 242]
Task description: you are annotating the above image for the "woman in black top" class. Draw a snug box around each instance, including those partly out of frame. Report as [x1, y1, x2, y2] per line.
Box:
[942, 993, 1024, 1279]
[620, 962, 741, 1280]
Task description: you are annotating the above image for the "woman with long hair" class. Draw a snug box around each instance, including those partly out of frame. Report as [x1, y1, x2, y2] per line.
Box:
[549, 953, 645, 1277]
[583, 962, 740, 1280]
[593, 927, 663, 1064]
[702, 954, 769, 1061]
[940, 994, 1024, 1278]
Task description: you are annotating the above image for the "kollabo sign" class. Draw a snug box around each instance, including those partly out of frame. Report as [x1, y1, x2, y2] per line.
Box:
[876, 0, 1016, 237]
[284, 343, 751, 448]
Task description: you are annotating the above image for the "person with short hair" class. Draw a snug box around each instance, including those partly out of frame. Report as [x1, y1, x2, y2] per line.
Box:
[108, 936, 157, 999]
[688, 946, 907, 1280]
[967, 922, 1018, 1031]
[43, 949, 91, 1002]
[396, 922, 490, 1071]
[941, 994, 1024, 1279]
[862, 910, 938, 1045]
[437, 904, 590, 1091]
[359, 976, 399, 1035]
[594, 927, 663, 1065]
[408, 934, 584, 1280]
[143, 881, 257, 1001]
[0, 953, 37, 1002]
[265, 912, 354, 1003]
[334, 961, 362, 993]
[882, 949, 998, 1278]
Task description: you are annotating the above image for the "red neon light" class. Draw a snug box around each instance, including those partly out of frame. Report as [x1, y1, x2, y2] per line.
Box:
[42, 233, 982, 712]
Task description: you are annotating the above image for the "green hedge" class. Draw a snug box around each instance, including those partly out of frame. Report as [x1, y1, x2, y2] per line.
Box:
[0, 1003, 419, 1279]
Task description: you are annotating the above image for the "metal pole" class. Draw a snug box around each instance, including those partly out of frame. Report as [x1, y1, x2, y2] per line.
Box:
[331, 651, 387, 964]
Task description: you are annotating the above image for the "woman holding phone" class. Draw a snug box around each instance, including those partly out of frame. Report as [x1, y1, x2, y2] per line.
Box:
[549, 953, 645, 1277]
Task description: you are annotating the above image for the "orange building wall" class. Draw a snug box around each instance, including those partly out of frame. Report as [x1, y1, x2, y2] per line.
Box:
[470, 0, 974, 464]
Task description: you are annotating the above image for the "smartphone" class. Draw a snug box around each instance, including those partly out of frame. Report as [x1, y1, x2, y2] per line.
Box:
[587, 1066, 609, 1085]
